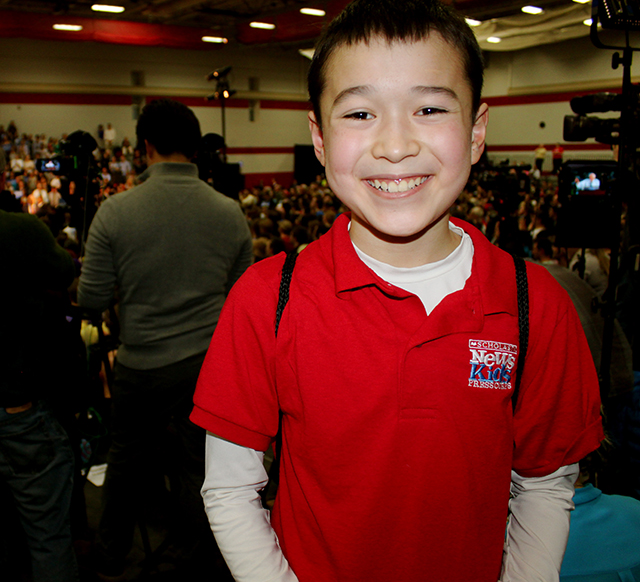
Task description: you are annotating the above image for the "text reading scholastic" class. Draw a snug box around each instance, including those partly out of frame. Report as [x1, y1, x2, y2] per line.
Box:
[468, 340, 517, 390]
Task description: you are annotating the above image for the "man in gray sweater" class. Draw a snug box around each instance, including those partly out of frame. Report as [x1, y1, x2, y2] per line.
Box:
[78, 99, 253, 579]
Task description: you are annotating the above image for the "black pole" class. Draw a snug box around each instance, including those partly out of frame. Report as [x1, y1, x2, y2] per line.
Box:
[599, 44, 633, 405]
[220, 97, 227, 163]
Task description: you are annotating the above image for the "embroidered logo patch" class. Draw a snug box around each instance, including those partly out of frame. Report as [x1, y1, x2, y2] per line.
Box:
[468, 339, 517, 390]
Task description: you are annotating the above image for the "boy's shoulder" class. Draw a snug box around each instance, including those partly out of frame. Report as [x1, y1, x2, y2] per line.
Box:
[455, 217, 573, 315]
[243, 251, 289, 290]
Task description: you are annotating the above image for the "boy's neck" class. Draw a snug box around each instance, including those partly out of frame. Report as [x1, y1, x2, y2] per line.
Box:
[349, 213, 461, 268]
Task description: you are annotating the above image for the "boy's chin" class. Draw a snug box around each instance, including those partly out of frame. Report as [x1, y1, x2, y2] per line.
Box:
[357, 213, 450, 245]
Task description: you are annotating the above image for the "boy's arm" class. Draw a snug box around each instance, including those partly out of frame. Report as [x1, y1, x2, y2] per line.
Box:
[503, 264, 603, 581]
[202, 433, 299, 582]
[500, 463, 579, 582]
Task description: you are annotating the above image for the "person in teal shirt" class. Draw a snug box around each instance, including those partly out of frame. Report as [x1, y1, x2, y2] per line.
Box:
[561, 480, 640, 581]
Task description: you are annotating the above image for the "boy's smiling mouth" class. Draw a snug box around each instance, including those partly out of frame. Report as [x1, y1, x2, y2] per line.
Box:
[366, 176, 429, 193]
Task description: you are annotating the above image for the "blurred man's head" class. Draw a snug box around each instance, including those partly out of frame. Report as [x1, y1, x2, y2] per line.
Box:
[136, 99, 202, 161]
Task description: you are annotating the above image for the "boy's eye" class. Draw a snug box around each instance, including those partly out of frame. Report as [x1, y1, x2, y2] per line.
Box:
[417, 107, 446, 116]
[344, 111, 373, 120]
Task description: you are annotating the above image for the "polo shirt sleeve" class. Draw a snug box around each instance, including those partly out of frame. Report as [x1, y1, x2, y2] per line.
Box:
[191, 256, 284, 452]
[511, 265, 604, 478]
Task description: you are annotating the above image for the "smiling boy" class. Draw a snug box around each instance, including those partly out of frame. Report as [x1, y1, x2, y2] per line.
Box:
[190, 1, 604, 581]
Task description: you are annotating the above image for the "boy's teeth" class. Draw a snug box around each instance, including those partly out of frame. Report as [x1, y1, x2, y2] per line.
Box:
[369, 177, 426, 192]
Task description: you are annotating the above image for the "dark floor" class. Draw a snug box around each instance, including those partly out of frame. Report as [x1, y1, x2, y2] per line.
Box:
[2, 444, 236, 582]
[78, 474, 235, 582]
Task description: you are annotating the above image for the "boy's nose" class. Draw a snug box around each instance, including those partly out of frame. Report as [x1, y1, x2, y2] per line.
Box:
[371, 121, 420, 162]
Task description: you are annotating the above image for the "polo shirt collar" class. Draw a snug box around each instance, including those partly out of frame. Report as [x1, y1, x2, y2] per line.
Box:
[573, 483, 602, 506]
[451, 216, 519, 318]
[138, 161, 198, 181]
[329, 212, 518, 318]
[331, 213, 409, 299]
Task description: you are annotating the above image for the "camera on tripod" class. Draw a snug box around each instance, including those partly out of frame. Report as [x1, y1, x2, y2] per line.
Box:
[558, 93, 627, 249]
[35, 130, 99, 178]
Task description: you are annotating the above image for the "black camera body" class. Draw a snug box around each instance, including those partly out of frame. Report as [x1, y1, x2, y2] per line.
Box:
[38, 131, 99, 177]
[563, 90, 640, 145]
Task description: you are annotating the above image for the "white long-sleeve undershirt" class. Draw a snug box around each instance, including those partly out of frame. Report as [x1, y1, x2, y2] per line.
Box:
[202, 433, 299, 582]
[501, 463, 579, 582]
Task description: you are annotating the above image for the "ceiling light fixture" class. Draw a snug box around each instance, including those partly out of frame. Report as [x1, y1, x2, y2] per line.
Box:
[583, 18, 593, 25]
[249, 21, 276, 29]
[522, 6, 544, 14]
[465, 18, 482, 26]
[202, 36, 228, 43]
[91, 4, 125, 13]
[53, 24, 83, 31]
[487, 36, 502, 43]
[572, 0, 590, 4]
[300, 8, 326, 16]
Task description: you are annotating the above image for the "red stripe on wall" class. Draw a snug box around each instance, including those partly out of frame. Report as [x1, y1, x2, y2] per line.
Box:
[243, 172, 294, 189]
[483, 88, 622, 107]
[486, 143, 611, 151]
[227, 147, 294, 155]
[145, 96, 249, 108]
[0, 93, 134, 105]
[260, 101, 310, 110]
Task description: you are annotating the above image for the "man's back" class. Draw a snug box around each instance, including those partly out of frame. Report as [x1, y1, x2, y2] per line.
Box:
[78, 162, 253, 369]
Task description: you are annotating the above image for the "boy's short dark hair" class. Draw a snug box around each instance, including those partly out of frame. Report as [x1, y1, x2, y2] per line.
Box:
[308, 0, 484, 127]
[136, 99, 201, 159]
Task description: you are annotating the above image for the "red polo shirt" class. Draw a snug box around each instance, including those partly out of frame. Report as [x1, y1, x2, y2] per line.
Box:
[191, 214, 603, 582]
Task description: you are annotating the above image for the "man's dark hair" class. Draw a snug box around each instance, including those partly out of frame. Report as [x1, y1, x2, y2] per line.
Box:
[0, 190, 22, 212]
[292, 225, 310, 246]
[307, 0, 484, 127]
[535, 235, 554, 259]
[136, 99, 201, 159]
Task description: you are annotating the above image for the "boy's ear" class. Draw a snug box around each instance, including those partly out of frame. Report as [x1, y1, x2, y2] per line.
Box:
[308, 111, 326, 167]
[471, 103, 489, 164]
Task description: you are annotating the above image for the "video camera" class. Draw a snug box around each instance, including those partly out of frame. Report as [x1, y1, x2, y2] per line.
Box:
[35, 130, 99, 178]
[563, 90, 640, 145]
[35, 130, 102, 248]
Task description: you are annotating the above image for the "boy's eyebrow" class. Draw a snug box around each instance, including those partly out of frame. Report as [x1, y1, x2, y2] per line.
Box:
[412, 85, 460, 101]
[331, 85, 372, 109]
[331, 84, 460, 109]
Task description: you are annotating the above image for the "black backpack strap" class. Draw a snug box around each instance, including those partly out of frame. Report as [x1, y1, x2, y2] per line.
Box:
[275, 251, 299, 337]
[265, 251, 298, 507]
[512, 255, 529, 412]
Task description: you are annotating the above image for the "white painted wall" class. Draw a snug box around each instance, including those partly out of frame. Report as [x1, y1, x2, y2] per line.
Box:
[0, 103, 139, 143]
[487, 35, 630, 94]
